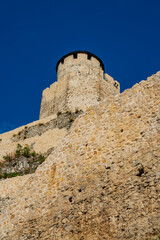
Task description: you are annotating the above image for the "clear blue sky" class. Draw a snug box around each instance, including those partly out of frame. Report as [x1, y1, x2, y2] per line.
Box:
[0, 0, 159, 133]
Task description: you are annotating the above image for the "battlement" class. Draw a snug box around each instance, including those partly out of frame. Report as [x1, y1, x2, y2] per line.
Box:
[56, 51, 105, 72]
[39, 51, 120, 119]
[104, 73, 120, 89]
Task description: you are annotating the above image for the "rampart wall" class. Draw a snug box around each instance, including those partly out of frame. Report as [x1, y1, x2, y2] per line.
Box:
[0, 72, 159, 240]
[0, 114, 67, 166]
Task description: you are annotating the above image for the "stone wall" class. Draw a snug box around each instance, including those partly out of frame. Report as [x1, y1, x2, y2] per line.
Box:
[0, 72, 159, 240]
[40, 53, 120, 119]
[0, 110, 82, 182]
[0, 114, 67, 164]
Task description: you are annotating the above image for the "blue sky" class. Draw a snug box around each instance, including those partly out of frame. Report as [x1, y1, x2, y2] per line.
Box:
[0, 0, 159, 133]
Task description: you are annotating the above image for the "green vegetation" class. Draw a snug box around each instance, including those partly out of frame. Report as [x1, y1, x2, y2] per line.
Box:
[66, 110, 71, 114]
[38, 154, 45, 164]
[0, 162, 4, 167]
[31, 151, 36, 157]
[15, 143, 22, 156]
[15, 144, 32, 158]
[12, 126, 28, 140]
[69, 118, 74, 122]
[3, 154, 12, 162]
[14, 144, 44, 159]
[0, 172, 22, 179]
[57, 111, 62, 116]
[22, 145, 31, 157]
[1, 144, 46, 180]
[18, 131, 21, 135]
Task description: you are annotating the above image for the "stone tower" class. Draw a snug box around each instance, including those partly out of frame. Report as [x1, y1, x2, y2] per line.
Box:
[39, 51, 120, 119]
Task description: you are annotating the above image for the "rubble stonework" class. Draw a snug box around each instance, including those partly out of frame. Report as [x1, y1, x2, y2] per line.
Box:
[0, 70, 159, 239]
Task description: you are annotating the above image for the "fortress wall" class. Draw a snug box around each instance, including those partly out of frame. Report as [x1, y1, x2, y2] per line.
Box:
[99, 73, 120, 100]
[0, 72, 159, 239]
[53, 73, 69, 113]
[0, 114, 67, 164]
[39, 82, 58, 119]
[0, 174, 31, 198]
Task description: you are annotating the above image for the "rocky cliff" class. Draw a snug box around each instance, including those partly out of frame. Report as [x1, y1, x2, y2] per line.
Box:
[0, 72, 160, 240]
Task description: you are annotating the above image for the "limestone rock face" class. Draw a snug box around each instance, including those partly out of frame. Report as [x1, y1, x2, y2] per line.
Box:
[0, 72, 160, 240]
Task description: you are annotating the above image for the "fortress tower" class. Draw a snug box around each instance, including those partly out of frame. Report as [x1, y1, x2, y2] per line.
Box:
[39, 51, 120, 119]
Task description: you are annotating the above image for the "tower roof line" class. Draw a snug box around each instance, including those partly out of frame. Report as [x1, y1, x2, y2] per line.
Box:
[56, 51, 105, 72]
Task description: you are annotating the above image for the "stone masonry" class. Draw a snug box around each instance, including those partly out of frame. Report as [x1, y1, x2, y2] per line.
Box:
[39, 51, 120, 119]
[0, 70, 159, 239]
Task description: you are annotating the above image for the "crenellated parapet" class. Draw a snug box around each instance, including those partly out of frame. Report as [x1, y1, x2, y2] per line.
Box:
[39, 51, 120, 119]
